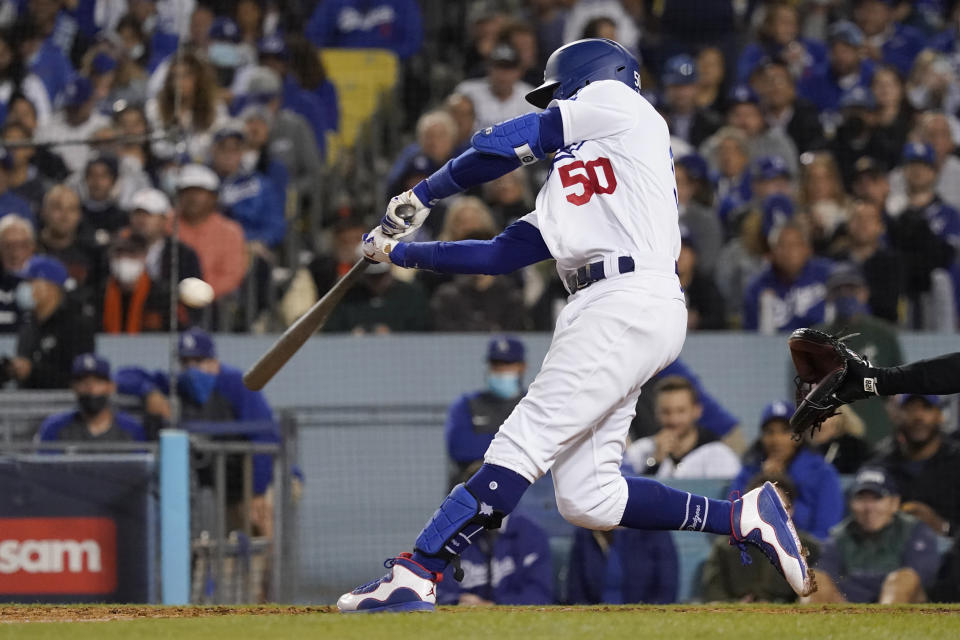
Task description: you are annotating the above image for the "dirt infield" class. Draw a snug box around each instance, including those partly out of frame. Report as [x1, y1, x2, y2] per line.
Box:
[2, 603, 959, 623]
[0, 605, 334, 623]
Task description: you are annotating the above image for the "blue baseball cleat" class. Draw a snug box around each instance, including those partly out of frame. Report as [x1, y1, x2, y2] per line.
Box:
[337, 553, 441, 613]
[730, 482, 817, 597]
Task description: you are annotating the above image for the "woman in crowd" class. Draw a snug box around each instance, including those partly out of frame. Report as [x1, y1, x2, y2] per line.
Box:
[146, 50, 226, 162]
[799, 151, 849, 254]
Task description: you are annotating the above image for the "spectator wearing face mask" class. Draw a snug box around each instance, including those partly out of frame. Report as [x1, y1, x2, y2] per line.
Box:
[116, 328, 281, 535]
[813, 263, 903, 445]
[6, 255, 95, 389]
[36, 353, 146, 443]
[444, 336, 527, 487]
[98, 232, 173, 334]
[210, 122, 285, 256]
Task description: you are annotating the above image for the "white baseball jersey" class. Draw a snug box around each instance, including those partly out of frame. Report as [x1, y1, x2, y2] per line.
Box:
[521, 80, 681, 283]
[625, 436, 742, 479]
[483, 80, 689, 531]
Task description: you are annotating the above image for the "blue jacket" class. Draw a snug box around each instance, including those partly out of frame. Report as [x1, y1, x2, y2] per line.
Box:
[310, 80, 340, 134]
[30, 39, 74, 104]
[116, 364, 280, 494]
[797, 61, 875, 113]
[732, 447, 844, 539]
[437, 513, 554, 605]
[736, 38, 827, 84]
[742, 257, 833, 332]
[283, 76, 329, 160]
[919, 197, 960, 249]
[219, 170, 286, 247]
[0, 193, 36, 227]
[445, 390, 493, 465]
[655, 359, 739, 438]
[717, 173, 752, 229]
[306, 0, 424, 60]
[37, 409, 146, 442]
[567, 528, 678, 604]
[877, 23, 925, 76]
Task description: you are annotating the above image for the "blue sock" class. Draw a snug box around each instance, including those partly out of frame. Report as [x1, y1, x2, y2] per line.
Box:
[412, 464, 529, 573]
[620, 476, 731, 535]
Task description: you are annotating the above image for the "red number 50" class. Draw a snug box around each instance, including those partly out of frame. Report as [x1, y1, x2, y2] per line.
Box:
[557, 157, 618, 206]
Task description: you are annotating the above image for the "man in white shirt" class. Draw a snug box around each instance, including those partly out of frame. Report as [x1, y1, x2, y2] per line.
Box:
[36, 76, 110, 175]
[454, 43, 537, 131]
[626, 376, 742, 479]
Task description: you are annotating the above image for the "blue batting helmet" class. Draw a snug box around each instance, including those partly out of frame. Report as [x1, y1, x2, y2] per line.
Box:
[525, 38, 641, 109]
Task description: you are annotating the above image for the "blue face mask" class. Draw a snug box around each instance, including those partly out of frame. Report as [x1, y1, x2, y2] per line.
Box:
[15, 281, 34, 310]
[178, 367, 217, 405]
[487, 372, 521, 399]
[208, 42, 243, 68]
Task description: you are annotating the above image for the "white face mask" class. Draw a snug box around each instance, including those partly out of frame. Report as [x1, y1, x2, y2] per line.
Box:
[110, 257, 145, 286]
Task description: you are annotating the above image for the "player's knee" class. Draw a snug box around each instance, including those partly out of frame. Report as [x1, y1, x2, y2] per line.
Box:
[556, 499, 619, 530]
[555, 480, 626, 530]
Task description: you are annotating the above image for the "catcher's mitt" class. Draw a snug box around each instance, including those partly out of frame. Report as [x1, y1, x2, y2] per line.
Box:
[787, 328, 877, 438]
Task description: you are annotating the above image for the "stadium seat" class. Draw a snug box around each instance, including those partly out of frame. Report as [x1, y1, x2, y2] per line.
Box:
[319, 49, 400, 165]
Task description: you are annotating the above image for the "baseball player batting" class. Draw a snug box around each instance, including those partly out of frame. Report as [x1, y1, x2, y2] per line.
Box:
[338, 39, 814, 613]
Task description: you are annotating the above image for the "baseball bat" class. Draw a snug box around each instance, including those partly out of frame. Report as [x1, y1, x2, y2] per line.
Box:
[242, 205, 415, 390]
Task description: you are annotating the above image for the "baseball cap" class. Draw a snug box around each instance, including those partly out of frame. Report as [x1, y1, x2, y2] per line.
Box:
[827, 262, 867, 291]
[63, 76, 93, 108]
[128, 188, 171, 215]
[676, 153, 710, 183]
[753, 155, 792, 181]
[728, 84, 760, 106]
[853, 156, 884, 178]
[839, 85, 876, 110]
[258, 34, 289, 59]
[242, 66, 282, 99]
[761, 194, 795, 238]
[487, 335, 525, 363]
[898, 393, 943, 408]
[760, 400, 795, 427]
[19, 255, 68, 287]
[489, 43, 520, 68]
[662, 54, 697, 86]
[72, 353, 111, 381]
[902, 142, 936, 166]
[851, 467, 898, 497]
[178, 327, 216, 359]
[214, 121, 245, 143]
[828, 20, 865, 47]
[91, 52, 118, 75]
[177, 164, 220, 192]
[209, 17, 241, 43]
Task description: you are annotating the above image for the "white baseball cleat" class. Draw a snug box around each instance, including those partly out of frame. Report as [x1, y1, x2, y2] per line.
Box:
[730, 481, 816, 597]
[337, 553, 441, 613]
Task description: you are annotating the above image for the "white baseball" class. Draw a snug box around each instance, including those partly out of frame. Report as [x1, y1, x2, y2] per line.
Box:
[178, 277, 214, 308]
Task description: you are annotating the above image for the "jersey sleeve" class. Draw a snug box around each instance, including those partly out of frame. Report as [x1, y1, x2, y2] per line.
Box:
[554, 81, 640, 146]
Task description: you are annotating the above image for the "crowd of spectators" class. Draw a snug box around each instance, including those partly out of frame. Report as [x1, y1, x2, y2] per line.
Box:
[441, 335, 960, 605]
[2, 1, 960, 337]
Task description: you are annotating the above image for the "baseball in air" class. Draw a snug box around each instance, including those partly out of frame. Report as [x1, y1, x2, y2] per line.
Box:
[178, 277, 214, 308]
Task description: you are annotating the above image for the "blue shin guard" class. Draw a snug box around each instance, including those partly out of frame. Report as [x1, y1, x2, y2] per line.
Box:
[413, 464, 529, 574]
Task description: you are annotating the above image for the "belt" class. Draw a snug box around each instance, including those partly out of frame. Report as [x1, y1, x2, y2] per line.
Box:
[567, 256, 636, 292]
